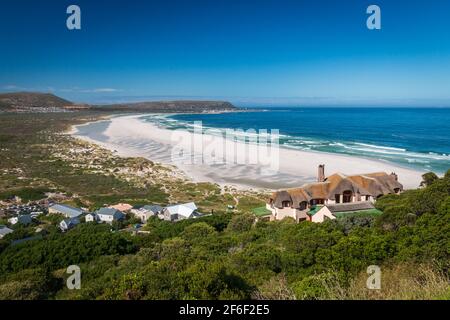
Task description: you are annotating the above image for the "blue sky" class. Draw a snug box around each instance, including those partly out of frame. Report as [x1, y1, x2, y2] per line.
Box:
[1, 0, 450, 105]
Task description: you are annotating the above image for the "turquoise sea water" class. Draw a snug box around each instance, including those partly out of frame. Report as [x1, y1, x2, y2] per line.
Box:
[141, 107, 450, 174]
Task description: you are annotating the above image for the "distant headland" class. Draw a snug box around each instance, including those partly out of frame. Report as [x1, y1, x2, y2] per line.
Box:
[0, 92, 238, 113]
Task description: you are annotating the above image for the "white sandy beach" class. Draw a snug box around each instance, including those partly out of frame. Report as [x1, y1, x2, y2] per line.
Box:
[71, 114, 425, 190]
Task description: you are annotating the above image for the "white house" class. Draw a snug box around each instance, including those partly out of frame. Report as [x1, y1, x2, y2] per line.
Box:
[130, 205, 163, 223]
[8, 214, 32, 225]
[85, 213, 99, 223]
[162, 202, 200, 222]
[95, 208, 125, 224]
[59, 218, 80, 232]
[0, 225, 13, 239]
[49, 203, 85, 218]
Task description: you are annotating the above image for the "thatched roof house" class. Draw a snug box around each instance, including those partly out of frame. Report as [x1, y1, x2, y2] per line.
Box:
[269, 166, 403, 210]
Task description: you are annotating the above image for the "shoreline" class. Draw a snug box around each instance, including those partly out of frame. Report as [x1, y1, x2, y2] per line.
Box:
[70, 114, 425, 190]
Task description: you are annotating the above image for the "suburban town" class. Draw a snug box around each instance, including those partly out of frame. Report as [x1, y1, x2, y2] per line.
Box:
[0, 196, 208, 238]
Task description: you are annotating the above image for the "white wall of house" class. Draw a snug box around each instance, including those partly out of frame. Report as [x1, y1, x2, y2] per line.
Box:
[98, 214, 114, 223]
[137, 212, 152, 223]
[8, 217, 18, 225]
[85, 214, 97, 222]
[311, 207, 336, 223]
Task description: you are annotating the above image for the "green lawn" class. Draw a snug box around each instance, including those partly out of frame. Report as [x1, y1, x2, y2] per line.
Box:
[252, 206, 272, 217]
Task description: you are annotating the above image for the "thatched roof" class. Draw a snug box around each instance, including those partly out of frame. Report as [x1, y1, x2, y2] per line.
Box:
[302, 182, 329, 199]
[325, 173, 372, 200]
[286, 187, 311, 204]
[365, 173, 403, 192]
[271, 190, 292, 208]
[269, 171, 403, 208]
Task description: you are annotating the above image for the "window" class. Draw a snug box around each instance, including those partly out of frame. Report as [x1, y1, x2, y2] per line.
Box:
[282, 201, 291, 208]
[310, 199, 324, 206]
[335, 194, 341, 203]
[365, 195, 370, 201]
[343, 190, 353, 203]
[299, 201, 308, 210]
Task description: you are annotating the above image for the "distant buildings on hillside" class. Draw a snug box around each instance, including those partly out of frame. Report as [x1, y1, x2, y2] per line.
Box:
[8, 214, 33, 225]
[130, 205, 163, 223]
[59, 217, 80, 232]
[162, 202, 201, 222]
[87, 208, 126, 224]
[49, 203, 85, 218]
[0, 194, 207, 241]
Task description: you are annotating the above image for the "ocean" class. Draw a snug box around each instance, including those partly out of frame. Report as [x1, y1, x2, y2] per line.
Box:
[141, 107, 450, 174]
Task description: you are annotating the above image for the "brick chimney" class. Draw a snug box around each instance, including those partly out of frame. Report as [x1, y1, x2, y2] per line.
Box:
[318, 164, 325, 182]
[390, 172, 398, 181]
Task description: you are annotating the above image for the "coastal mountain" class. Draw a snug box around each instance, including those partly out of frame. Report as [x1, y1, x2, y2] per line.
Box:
[0, 92, 237, 113]
[91, 100, 237, 113]
[0, 92, 74, 111]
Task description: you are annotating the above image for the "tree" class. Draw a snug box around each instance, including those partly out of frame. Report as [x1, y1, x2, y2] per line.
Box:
[420, 172, 439, 187]
[0, 268, 60, 300]
[226, 213, 255, 233]
[181, 222, 217, 242]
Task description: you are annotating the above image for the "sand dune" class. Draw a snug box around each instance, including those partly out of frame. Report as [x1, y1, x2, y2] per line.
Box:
[72, 114, 424, 190]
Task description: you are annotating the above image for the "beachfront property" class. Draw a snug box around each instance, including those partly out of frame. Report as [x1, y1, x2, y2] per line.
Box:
[130, 205, 163, 223]
[8, 214, 32, 225]
[0, 225, 14, 239]
[59, 217, 80, 232]
[49, 203, 85, 219]
[267, 165, 403, 222]
[91, 207, 126, 224]
[162, 202, 201, 222]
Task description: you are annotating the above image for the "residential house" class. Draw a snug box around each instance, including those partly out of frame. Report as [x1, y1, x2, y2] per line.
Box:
[95, 208, 125, 224]
[307, 201, 378, 223]
[0, 225, 13, 239]
[267, 165, 403, 223]
[49, 203, 85, 218]
[162, 202, 201, 222]
[8, 214, 32, 225]
[59, 218, 80, 232]
[130, 205, 163, 223]
[85, 213, 99, 223]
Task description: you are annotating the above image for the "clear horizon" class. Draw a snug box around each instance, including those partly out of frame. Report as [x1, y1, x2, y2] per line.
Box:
[1, 0, 450, 106]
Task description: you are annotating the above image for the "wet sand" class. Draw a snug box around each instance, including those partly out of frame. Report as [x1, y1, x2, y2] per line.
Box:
[70, 114, 424, 190]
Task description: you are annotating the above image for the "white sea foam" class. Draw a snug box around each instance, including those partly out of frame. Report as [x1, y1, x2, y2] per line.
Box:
[71, 114, 426, 190]
[354, 142, 406, 152]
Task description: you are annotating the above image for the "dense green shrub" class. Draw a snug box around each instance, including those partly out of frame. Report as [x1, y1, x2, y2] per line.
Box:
[1, 171, 449, 300]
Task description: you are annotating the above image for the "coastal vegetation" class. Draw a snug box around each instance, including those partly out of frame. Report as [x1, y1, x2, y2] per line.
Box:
[0, 111, 448, 300]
